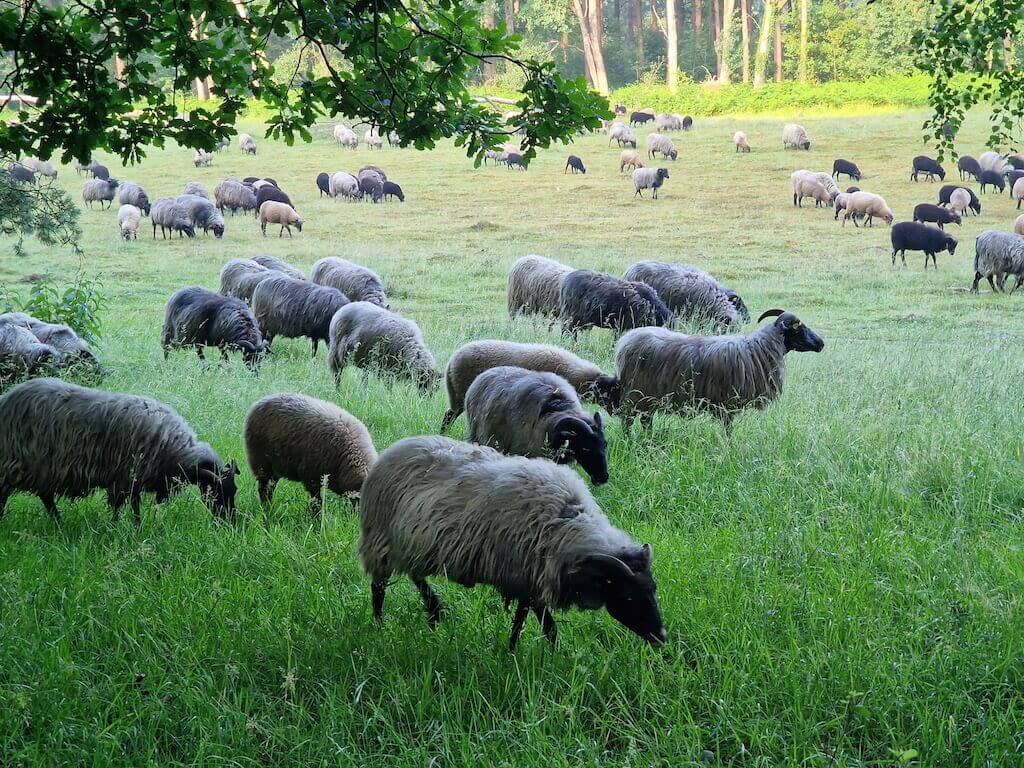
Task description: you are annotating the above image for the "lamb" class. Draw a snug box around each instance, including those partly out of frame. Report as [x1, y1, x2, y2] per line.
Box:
[251, 254, 306, 280]
[978, 170, 1005, 193]
[364, 129, 383, 150]
[958, 155, 981, 181]
[82, 178, 119, 209]
[970, 230, 1024, 293]
[608, 123, 637, 148]
[842, 191, 893, 227]
[629, 111, 654, 126]
[632, 167, 670, 199]
[911, 156, 946, 182]
[614, 309, 824, 430]
[978, 151, 1010, 174]
[239, 133, 257, 154]
[793, 178, 833, 208]
[465, 367, 608, 485]
[21, 157, 57, 177]
[182, 181, 209, 199]
[251, 273, 347, 356]
[559, 269, 674, 338]
[329, 171, 361, 200]
[194, 150, 213, 167]
[654, 113, 682, 131]
[7, 163, 35, 183]
[259, 201, 304, 237]
[622, 261, 747, 328]
[358, 173, 384, 203]
[912, 203, 961, 230]
[118, 204, 141, 240]
[316, 172, 331, 197]
[161, 286, 265, 369]
[440, 340, 619, 433]
[507, 254, 574, 320]
[118, 182, 151, 215]
[312, 257, 389, 308]
[645, 133, 678, 161]
[565, 155, 586, 174]
[619, 150, 644, 173]
[357, 435, 666, 649]
[939, 184, 981, 215]
[782, 124, 811, 150]
[150, 198, 196, 239]
[218, 258, 273, 303]
[831, 159, 862, 180]
[334, 124, 359, 148]
[382, 181, 404, 202]
[213, 179, 258, 216]
[177, 193, 226, 238]
[256, 184, 294, 210]
[890, 221, 957, 269]
[733, 131, 750, 153]
[327, 301, 439, 391]
[0, 378, 238, 523]
[0, 323, 58, 380]
[244, 393, 377, 512]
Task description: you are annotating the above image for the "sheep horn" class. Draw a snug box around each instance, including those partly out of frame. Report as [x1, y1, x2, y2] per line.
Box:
[757, 309, 786, 323]
[588, 553, 637, 578]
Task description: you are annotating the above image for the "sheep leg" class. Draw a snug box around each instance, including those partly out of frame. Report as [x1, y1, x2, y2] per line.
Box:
[0, 486, 9, 519]
[195, 346, 205, 360]
[639, 412, 654, 430]
[970, 273, 983, 293]
[40, 493, 60, 523]
[371, 579, 387, 622]
[130, 493, 142, 527]
[258, 478, 276, 506]
[412, 577, 444, 627]
[508, 600, 531, 650]
[311, 338, 319, 358]
[306, 484, 324, 517]
[439, 408, 458, 434]
[997, 274, 1008, 292]
[532, 605, 557, 645]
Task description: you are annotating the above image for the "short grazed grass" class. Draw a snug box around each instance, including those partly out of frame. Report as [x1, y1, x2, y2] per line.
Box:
[1, 109, 1023, 766]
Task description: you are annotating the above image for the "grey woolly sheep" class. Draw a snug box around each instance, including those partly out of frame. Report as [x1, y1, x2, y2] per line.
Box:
[251, 273, 347, 357]
[608, 123, 637, 148]
[251, 254, 307, 280]
[782, 124, 811, 150]
[619, 150, 643, 173]
[440, 339, 619, 433]
[559, 269, 674, 339]
[327, 301, 438, 392]
[118, 182, 151, 215]
[177, 193, 226, 237]
[0, 378, 238, 523]
[622, 261, 745, 328]
[214, 179, 258, 216]
[484, 149, 508, 166]
[162, 286, 265, 369]
[842, 191, 893, 227]
[182, 181, 209, 199]
[218, 258, 273, 303]
[21, 157, 57, 177]
[0, 323, 58, 380]
[632, 167, 670, 199]
[733, 131, 750, 153]
[357, 435, 666, 649]
[244, 393, 377, 512]
[215, 137, 231, 151]
[645, 133, 678, 161]
[654, 113, 682, 131]
[507, 254, 574, 320]
[358, 173, 384, 203]
[312, 257, 389, 308]
[82, 178, 119, 209]
[978, 151, 1010, 175]
[465, 366, 609, 485]
[334, 124, 358, 148]
[26, 319, 94, 366]
[118, 204, 141, 240]
[239, 133, 257, 154]
[615, 309, 824, 430]
[971, 230, 1024, 293]
[194, 150, 213, 167]
[150, 197, 195, 239]
[7, 163, 35, 183]
[259, 201, 304, 237]
[329, 171, 361, 200]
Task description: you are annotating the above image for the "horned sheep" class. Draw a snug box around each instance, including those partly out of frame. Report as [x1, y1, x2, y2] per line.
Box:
[632, 167, 670, 199]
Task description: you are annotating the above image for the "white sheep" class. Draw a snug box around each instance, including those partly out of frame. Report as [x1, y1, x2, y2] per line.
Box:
[733, 131, 750, 153]
[782, 123, 810, 150]
[645, 133, 678, 161]
[364, 129, 383, 150]
[949, 187, 972, 217]
[333, 124, 358, 148]
[842, 191, 893, 227]
[117, 204, 141, 240]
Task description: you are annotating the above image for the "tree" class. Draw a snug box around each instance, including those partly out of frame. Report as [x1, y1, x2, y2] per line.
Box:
[740, 0, 750, 83]
[774, 3, 784, 82]
[719, 0, 735, 82]
[666, 0, 678, 91]
[798, 0, 809, 83]
[572, 0, 609, 94]
[753, 0, 775, 86]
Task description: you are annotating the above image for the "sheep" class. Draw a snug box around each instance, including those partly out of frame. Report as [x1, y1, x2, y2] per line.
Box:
[613, 103, 627, 116]
[440, 340, 619, 433]
[364, 129, 383, 150]
[359, 165, 387, 181]
[382, 181, 404, 202]
[890, 221, 957, 269]
[82, 178, 119, 209]
[312, 257, 388, 307]
[0, 378, 238, 523]
[622, 261, 747, 327]
[27, 320, 94, 366]
[632, 167, 670, 199]
[565, 156, 586, 174]
[842, 191, 893, 227]
[793, 178, 833, 208]
[791, 170, 839, 200]
[912, 203, 961, 230]
[215, 137, 231, 152]
[629, 111, 654, 127]
[733, 131, 750, 153]
[244, 393, 377, 512]
[978, 170, 1006, 194]
[1006, 170, 1024, 198]
[251, 179, 275, 192]
[483, 149, 508, 166]
[357, 435, 666, 649]
[958, 156, 981, 181]
[614, 309, 824, 430]
[7, 163, 35, 184]
[0, 323, 58, 380]
[219, 258, 273, 303]
[465, 367, 608, 485]
[507, 254, 574, 321]
[259, 201, 304, 238]
[117, 182, 151, 215]
[654, 113, 681, 131]
[1016, 214, 1024, 236]
[940, 184, 981, 215]
[846, 186, 860, 193]
[327, 301, 438, 391]
[256, 184, 294, 210]
[833, 192, 854, 222]
[239, 133, 257, 154]
[213, 179, 258, 216]
[1013, 178, 1024, 210]
[832, 159, 862, 180]
[72, 157, 92, 175]
[251, 254, 306, 280]
[559, 269, 674, 339]
[333, 124, 358, 148]
[242, 176, 260, 185]
[90, 163, 110, 180]
[681, 115, 693, 130]
[970, 230, 1024, 293]
[329, 171, 361, 200]
[358, 173, 384, 203]
[316, 172, 331, 198]
[150, 197, 196, 239]
[182, 181, 209, 199]
[177, 193, 226, 238]
[162, 286, 265, 369]
[21, 157, 57, 177]
[251, 273, 347, 356]
[619, 150, 644, 173]
[608, 123, 637, 148]
[118, 204, 141, 240]
[387, 130, 401, 147]
[505, 153, 527, 170]
[1008, 154, 1024, 170]
[978, 151, 1010, 175]
[194, 150, 213, 167]
[782, 124, 810, 150]
[645, 133, 678, 161]
[911, 156, 946, 182]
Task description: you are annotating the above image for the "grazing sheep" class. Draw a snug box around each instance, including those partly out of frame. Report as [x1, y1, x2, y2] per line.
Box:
[505, 153, 527, 170]
[213, 179, 258, 216]
[645, 133, 678, 161]
[259, 201, 304, 237]
[978, 170, 1006, 194]
[194, 150, 213, 167]
[382, 181, 404, 202]
[791, 170, 839, 202]
[327, 301, 438, 391]
[940, 184, 981, 215]
[118, 182, 151, 215]
[316, 172, 331, 198]
[0, 378, 238, 523]
[912, 203, 961, 230]
[359, 165, 387, 181]
[357, 435, 666, 649]
[970, 230, 1024, 293]
[958, 155, 981, 181]
[608, 123, 637, 148]
[833, 192, 854, 222]
[613, 103, 627, 116]
[239, 133, 257, 154]
[244, 393, 377, 512]
[793, 178, 833, 208]
[0, 323, 58, 380]
[72, 157, 92, 175]
[1015, 214, 1024, 236]
[507, 255, 574, 320]
[118, 204, 141, 240]
[177, 193, 226, 238]
[215, 137, 231, 152]
[334, 124, 358, 148]
[629, 111, 654, 127]
[387, 130, 400, 147]
[559, 269, 673, 339]
[978, 151, 1010, 174]
[632, 167, 670, 199]
[622, 261, 746, 327]
[842, 191, 893, 227]
[364, 129, 383, 150]
[911, 156, 946, 182]
[782, 124, 811, 150]
[890, 221, 957, 269]
[251, 255, 306, 280]
[654, 113, 682, 131]
[312, 257, 388, 307]
[565, 155, 586, 174]
[614, 309, 824, 430]
[329, 171, 361, 200]
[681, 115, 693, 130]
[831, 159, 862, 180]
[7, 163, 35, 183]
[733, 131, 750, 153]
[90, 163, 110, 180]
[21, 157, 57, 177]
[25, 320, 94, 366]
[219, 258, 273, 303]
[1008, 154, 1024, 170]
[150, 197, 196, 239]
[251, 273, 347, 356]
[1013, 178, 1024, 210]
[182, 181, 209, 199]
[162, 286, 265, 369]
[255, 185, 293, 210]
[358, 173, 384, 203]
[465, 367, 608, 485]
[1005, 170, 1024, 198]
[484, 149, 509, 166]
[82, 178, 119, 209]
[619, 150, 644, 173]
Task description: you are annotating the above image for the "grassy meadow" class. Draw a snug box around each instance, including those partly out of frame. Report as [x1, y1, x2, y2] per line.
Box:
[1, 109, 1023, 766]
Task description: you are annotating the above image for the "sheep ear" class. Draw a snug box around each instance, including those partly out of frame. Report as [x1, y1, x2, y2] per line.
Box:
[640, 543, 652, 568]
[593, 411, 603, 430]
[757, 309, 785, 323]
[229, 459, 239, 476]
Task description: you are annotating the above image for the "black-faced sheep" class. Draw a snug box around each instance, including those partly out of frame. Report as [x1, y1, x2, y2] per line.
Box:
[82, 178, 119, 209]
[118, 182, 151, 215]
[251, 273, 346, 356]
[622, 261, 747, 327]
[177, 193, 226, 238]
[311, 257, 389, 308]
[150, 197, 196, 239]
[911, 156, 946, 182]
[161, 286, 265, 369]
[219, 258, 273, 304]
[259, 201, 303, 237]
[632, 167, 669, 199]
[831, 159, 862, 180]
[565, 155, 586, 174]
[958, 156, 981, 181]
[559, 269, 674, 339]
[782, 124, 810, 150]
[939, 184, 981, 215]
[890, 221, 957, 269]
[971, 230, 1024, 293]
[507, 255, 574, 320]
[382, 181, 404, 202]
[912, 203, 961, 230]
[213, 179, 258, 216]
[977, 170, 1006, 194]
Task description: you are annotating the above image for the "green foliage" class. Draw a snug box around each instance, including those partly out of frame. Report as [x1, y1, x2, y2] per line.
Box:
[0, 164, 81, 256]
[1, 274, 106, 345]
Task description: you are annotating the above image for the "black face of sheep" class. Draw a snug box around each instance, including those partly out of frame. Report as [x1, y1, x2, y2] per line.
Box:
[758, 310, 824, 353]
[240, 341, 268, 371]
[548, 412, 609, 485]
[194, 459, 240, 518]
[846, 186, 860, 193]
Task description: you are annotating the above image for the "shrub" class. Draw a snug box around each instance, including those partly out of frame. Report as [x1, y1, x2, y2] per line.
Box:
[1, 274, 106, 345]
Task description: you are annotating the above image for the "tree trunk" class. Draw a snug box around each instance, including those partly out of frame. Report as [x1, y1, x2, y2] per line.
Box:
[740, 0, 750, 82]
[650, 0, 658, 32]
[482, 11, 498, 79]
[694, 0, 701, 31]
[774, 6, 783, 82]
[753, 0, 774, 86]
[712, 0, 721, 76]
[798, 0, 808, 82]
[573, 0, 610, 94]
[114, 55, 125, 84]
[719, 0, 734, 83]
[505, 0, 515, 34]
[666, 0, 678, 92]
